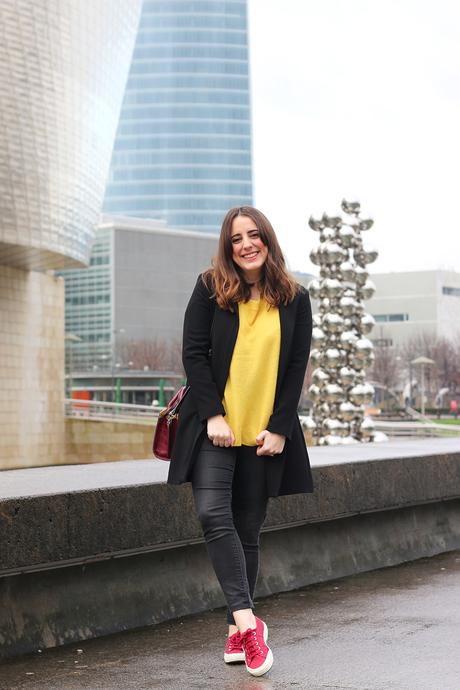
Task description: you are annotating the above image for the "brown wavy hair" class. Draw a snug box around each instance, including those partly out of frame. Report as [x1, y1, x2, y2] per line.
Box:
[201, 206, 299, 312]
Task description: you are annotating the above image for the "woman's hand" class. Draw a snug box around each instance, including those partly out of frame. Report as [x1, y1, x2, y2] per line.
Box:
[255, 430, 286, 456]
[207, 415, 235, 447]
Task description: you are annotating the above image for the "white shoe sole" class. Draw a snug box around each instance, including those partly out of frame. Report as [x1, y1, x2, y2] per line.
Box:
[224, 651, 246, 663]
[246, 648, 274, 676]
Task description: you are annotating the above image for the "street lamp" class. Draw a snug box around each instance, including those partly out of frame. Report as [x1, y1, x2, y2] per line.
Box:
[411, 356, 435, 415]
[64, 333, 82, 397]
[409, 359, 413, 408]
[98, 354, 110, 401]
[111, 328, 125, 401]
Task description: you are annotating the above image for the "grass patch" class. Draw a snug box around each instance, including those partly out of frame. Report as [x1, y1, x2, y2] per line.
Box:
[427, 417, 460, 425]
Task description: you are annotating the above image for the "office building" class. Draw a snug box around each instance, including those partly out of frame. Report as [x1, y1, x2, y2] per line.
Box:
[103, 0, 253, 232]
[63, 215, 220, 371]
[363, 270, 460, 347]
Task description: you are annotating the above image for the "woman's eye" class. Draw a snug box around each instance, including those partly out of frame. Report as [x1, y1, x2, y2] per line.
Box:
[231, 232, 259, 243]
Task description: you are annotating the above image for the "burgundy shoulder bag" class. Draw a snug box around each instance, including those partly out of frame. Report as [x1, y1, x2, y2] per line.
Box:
[152, 295, 216, 461]
[152, 384, 190, 460]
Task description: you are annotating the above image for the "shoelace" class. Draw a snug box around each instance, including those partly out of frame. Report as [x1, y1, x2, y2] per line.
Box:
[227, 632, 242, 650]
[241, 628, 262, 662]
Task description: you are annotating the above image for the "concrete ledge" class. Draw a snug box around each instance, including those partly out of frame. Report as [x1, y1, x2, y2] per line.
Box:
[1, 500, 459, 659]
[1, 438, 460, 658]
[1, 439, 459, 576]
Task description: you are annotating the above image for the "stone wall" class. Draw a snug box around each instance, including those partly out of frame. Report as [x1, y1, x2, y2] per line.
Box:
[1, 439, 459, 657]
[0, 266, 65, 469]
[65, 418, 153, 464]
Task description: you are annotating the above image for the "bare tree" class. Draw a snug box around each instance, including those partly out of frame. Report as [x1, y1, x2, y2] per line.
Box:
[166, 337, 185, 374]
[399, 331, 460, 404]
[400, 331, 438, 363]
[299, 359, 313, 410]
[368, 345, 401, 392]
[431, 337, 460, 391]
[120, 337, 184, 373]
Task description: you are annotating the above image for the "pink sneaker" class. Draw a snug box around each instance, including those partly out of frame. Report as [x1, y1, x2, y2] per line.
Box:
[241, 617, 273, 676]
[224, 630, 245, 663]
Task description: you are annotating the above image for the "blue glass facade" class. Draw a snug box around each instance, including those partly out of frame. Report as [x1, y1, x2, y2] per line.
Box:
[103, 0, 253, 232]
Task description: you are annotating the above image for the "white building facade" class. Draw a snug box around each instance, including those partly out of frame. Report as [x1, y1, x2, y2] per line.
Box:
[362, 270, 460, 347]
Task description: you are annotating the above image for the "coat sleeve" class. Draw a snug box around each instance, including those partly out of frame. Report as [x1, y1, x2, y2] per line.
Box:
[266, 286, 313, 441]
[182, 273, 226, 423]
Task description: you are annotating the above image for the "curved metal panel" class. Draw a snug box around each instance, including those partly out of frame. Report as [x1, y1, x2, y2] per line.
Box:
[0, 0, 142, 270]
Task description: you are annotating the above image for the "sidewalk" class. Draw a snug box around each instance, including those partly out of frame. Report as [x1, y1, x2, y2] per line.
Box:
[1, 549, 459, 689]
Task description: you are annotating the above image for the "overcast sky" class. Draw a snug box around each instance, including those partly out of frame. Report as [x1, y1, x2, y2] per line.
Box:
[248, 0, 460, 276]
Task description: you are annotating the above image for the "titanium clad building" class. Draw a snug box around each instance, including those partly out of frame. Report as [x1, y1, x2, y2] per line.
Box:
[0, 0, 142, 468]
[0, 1, 141, 271]
[103, 0, 253, 232]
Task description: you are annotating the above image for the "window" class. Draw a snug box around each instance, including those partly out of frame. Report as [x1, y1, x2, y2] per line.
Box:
[133, 44, 248, 61]
[137, 29, 247, 46]
[111, 150, 251, 167]
[104, 195, 250, 212]
[130, 59, 248, 76]
[112, 165, 251, 182]
[442, 286, 460, 297]
[106, 181, 252, 196]
[139, 14, 246, 32]
[372, 313, 408, 322]
[123, 89, 249, 106]
[121, 104, 250, 121]
[113, 135, 250, 152]
[118, 119, 250, 137]
[372, 338, 393, 347]
[142, 1, 246, 13]
[127, 74, 249, 90]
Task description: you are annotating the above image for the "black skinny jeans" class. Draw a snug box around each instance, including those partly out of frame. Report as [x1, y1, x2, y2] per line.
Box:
[191, 435, 269, 625]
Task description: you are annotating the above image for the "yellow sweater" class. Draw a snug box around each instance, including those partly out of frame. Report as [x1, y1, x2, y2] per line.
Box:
[222, 296, 281, 446]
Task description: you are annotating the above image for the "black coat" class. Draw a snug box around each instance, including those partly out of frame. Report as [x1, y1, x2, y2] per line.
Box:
[167, 273, 314, 497]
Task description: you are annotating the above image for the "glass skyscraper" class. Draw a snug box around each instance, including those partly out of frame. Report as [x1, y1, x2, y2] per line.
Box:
[103, 0, 253, 232]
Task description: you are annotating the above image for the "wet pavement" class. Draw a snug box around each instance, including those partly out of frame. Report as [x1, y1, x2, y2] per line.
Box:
[1, 549, 459, 690]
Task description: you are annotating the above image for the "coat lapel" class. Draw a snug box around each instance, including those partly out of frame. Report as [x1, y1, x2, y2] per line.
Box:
[275, 301, 294, 400]
[210, 303, 238, 396]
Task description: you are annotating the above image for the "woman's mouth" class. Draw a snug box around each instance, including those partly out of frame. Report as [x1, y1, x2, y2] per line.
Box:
[241, 251, 259, 261]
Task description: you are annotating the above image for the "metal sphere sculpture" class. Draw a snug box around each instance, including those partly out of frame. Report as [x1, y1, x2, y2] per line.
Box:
[306, 199, 378, 445]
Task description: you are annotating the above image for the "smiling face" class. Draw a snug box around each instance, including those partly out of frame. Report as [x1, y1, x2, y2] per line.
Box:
[230, 214, 269, 280]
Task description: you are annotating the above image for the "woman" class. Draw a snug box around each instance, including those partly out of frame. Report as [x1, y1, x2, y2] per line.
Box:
[168, 206, 314, 677]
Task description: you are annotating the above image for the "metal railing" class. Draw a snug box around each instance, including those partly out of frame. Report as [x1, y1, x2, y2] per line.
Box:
[66, 399, 460, 438]
[65, 398, 159, 424]
[373, 419, 460, 438]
